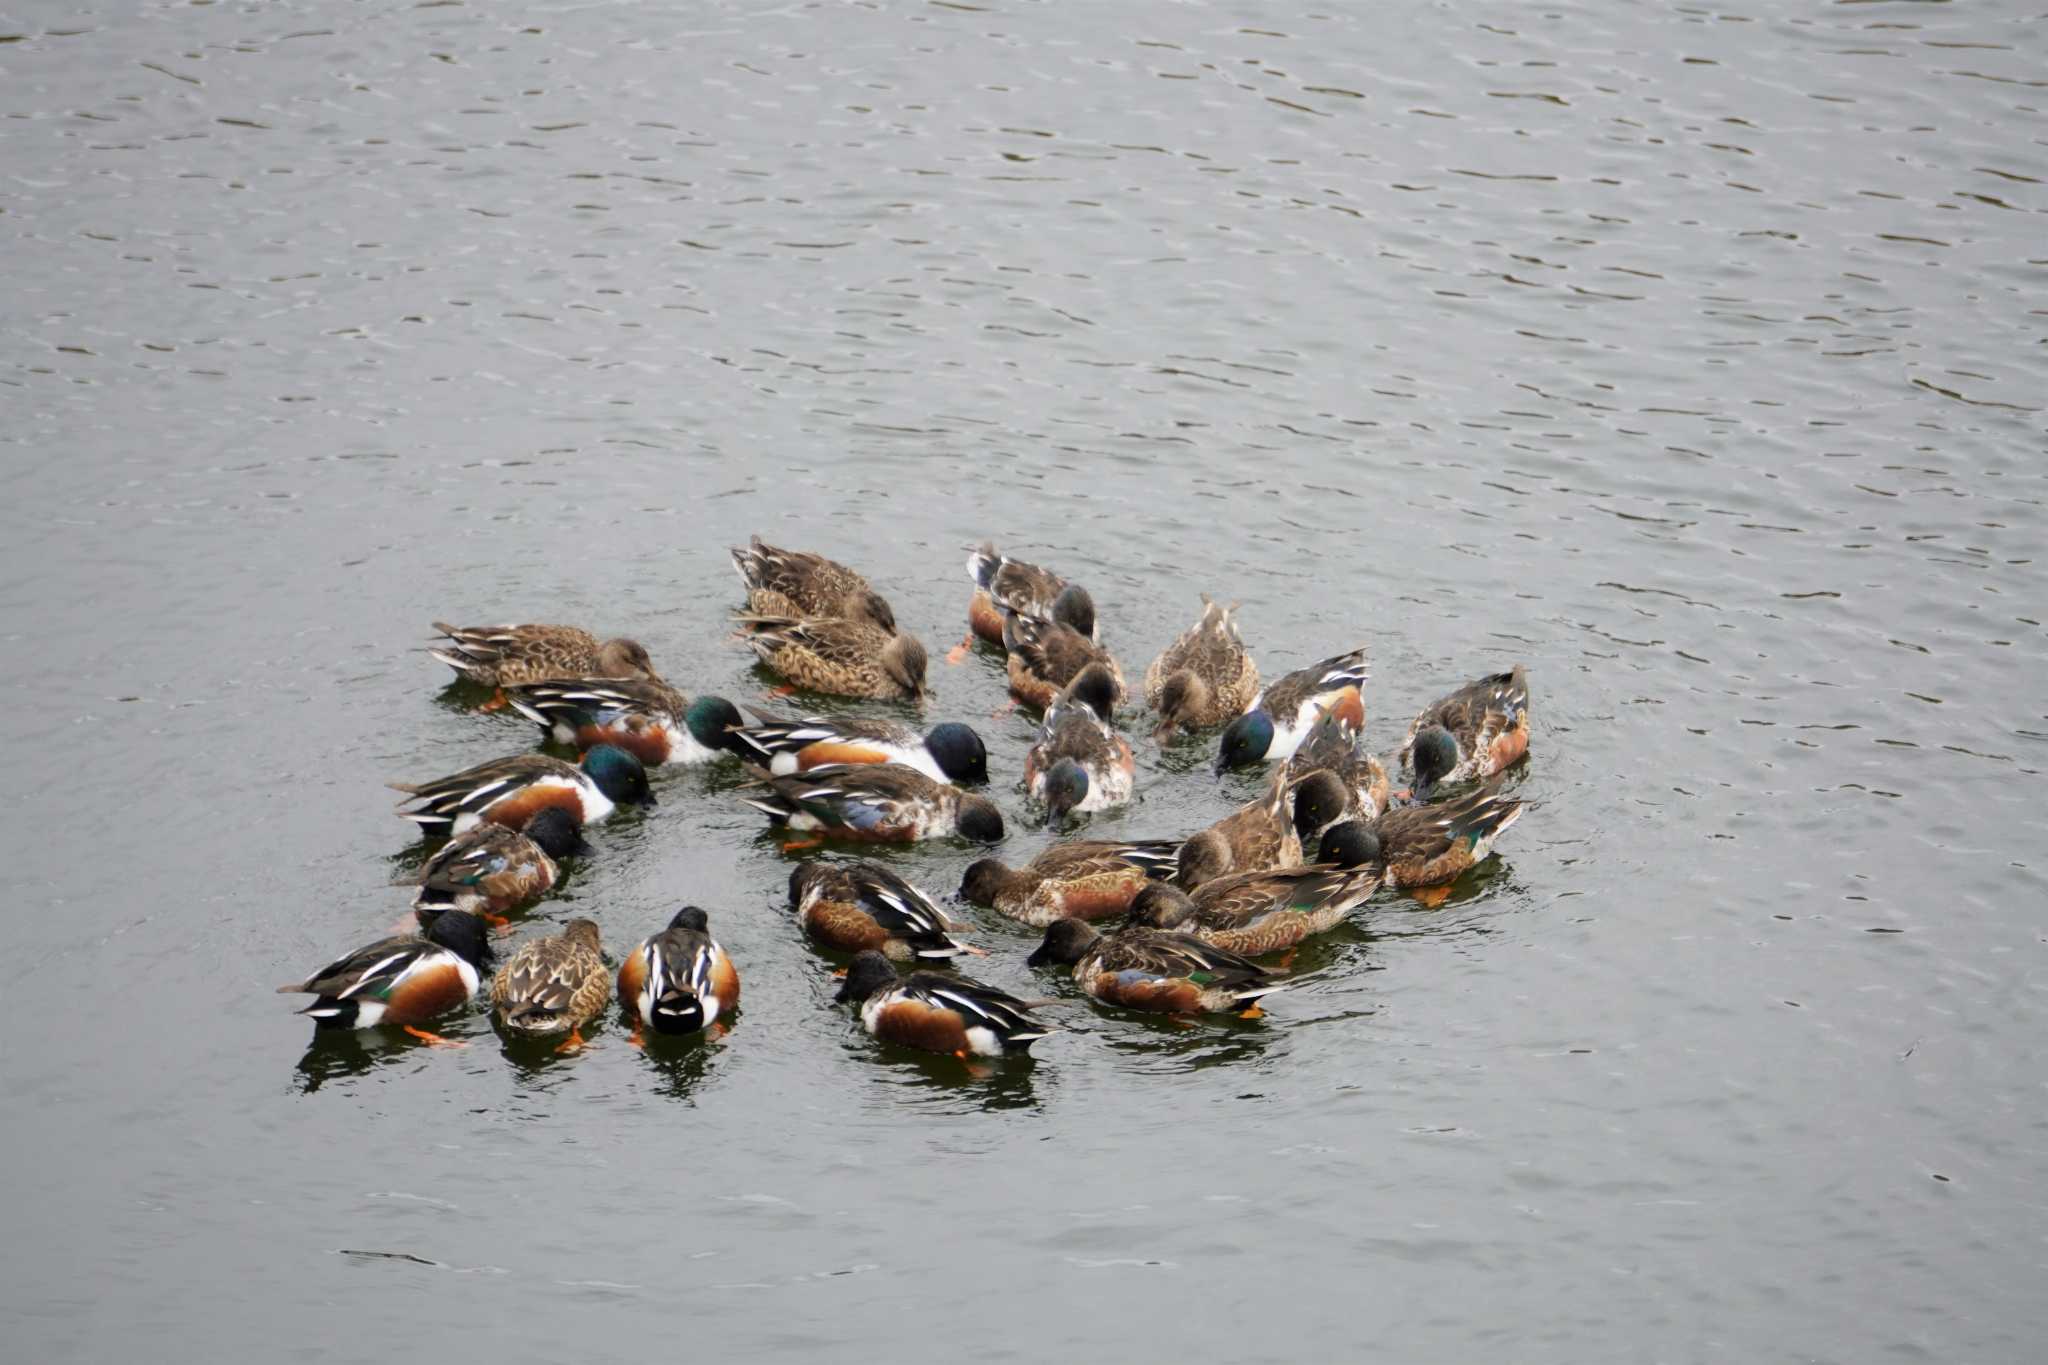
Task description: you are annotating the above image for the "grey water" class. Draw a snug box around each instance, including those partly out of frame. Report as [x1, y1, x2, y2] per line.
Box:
[3, 0, 2044, 1358]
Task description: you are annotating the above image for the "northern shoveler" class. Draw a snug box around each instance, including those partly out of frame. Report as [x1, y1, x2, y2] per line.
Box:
[1396, 666, 1531, 801]
[1144, 595, 1259, 743]
[504, 678, 746, 768]
[727, 710, 987, 785]
[429, 622, 658, 688]
[1132, 821, 1383, 956]
[1215, 647, 1369, 772]
[731, 536, 897, 632]
[278, 910, 490, 1044]
[1002, 611, 1125, 711]
[1373, 785, 1524, 888]
[737, 615, 928, 702]
[736, 763, 1004, 843]
[966, 544, 1097, 645]
[1027, 917, 1283, 1016]
[391, 746, 653, 836]
[835, 951, 1056, 1058]
[617, 907, 740, 1041]
[410, 807, 588, 921]
[788, 860, 973, 960]
[959, 838, 1181, 927]
[1286, 707, 1392, 827]
[1024, 664, 1134, 825]
[491, 918, 610, 1051]
[1174, 763, 1305, 890]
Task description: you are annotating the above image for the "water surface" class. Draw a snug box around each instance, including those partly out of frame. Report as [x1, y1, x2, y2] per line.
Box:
[3, 1, 2044, 1358]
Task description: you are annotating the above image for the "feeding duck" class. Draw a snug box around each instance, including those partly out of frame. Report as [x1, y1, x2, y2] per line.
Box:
[731, 535, 897, 632]
[1144, 595, 1260, 743]
[727, 710, 987, 785]
[1373, 785, 1525, 890]
[504, 677, 746, 768]
[1001, 610, 1125, 712]
[1173, 763, 1311, 891]
[959, 837, 1181, 928]
[736, 615, 928, 702]
[1132, 820, 1383, 957]
[410, 807, 588, 922]
[391, 745, 653, 836]
[788, 860, 975, 961]
[429, 622, 657, 689]
[835, 951, 1056, 1059]
[1027, 917, 1283, 1017]
[965, 544, 1097, 646]
[736, 762, 1004, 844]
[617, 907, 740, 1042]
[491, 918, 610, 1051]
[1024, 664, 1134, 825]
[1396, 666, 1531, 801]
[1214, 647, 1370, 772]
[278, 910, 491, 1044]
[1285, 705, 1392, 827]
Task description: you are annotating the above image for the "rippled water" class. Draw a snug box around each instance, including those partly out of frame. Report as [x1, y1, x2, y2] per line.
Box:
[5, 0, 2044, 1357]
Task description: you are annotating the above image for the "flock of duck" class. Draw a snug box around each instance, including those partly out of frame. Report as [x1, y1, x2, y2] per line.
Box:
[279, 539, 1532, 1062]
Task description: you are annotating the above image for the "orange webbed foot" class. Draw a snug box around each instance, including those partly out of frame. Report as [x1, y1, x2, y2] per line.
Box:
[781, 835, 824, 853]
[989, 699, 1018, 722]
[1409, 884, 1453, 909]
[760, 684, 797, 701]
[1237, 1004, 1266, 1021]
[945, 634, 974, 666]
[478, 688, 510, 713]
[403, 1025, 468, 1048]
[554, 1027, 588, 1054]
[628, 1023, 645, 1050]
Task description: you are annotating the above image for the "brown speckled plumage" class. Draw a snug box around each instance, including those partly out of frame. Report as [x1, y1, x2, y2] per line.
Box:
[737, 615, 927, 701]
[491, 919, 609, 1036]
[731, 536, 896, 631]
[1176, 765, 1303, 890]
[1144, 595, 1260, 740]
[429, 622, 658, 688]
[960, 839, 1180, 927]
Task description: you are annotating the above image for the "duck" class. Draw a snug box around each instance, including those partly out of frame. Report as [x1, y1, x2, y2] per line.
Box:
[279, 910, 491, 1043]
[1396, 666, 1532, 801]
[1214, 647, 1370, 772]
[410, 807, 589, 922]
[1002, 610, 1125, 711]
[1286, 766, 1378, 849]
[1143, 595, 1260, 742]
[736, 615, 928, 702]
[1024, 664, 1134, 825]
[504, 678, 747, 768]
[1131, 821, 1383, 957]
[1027, 917, 1283, 1017]
[391, 745, 653, 836]
[959, 837, 1182, 927]
[1285, 704, 1392, 825]
[835, 950, 1056, 1058]
[726, 710, 987, 785]
[429, 622, 658, 689]
[1174, 763, 1307, 891]
[616, 907, 740, 1042]
[1373, 785, 1525, 888]
[966, 544, 1097, 646]
[788, 860, 974, 961]
[731, 535, 897, 631]
[736, 762, 1004, 844]
[490, 918, 610, 1051]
